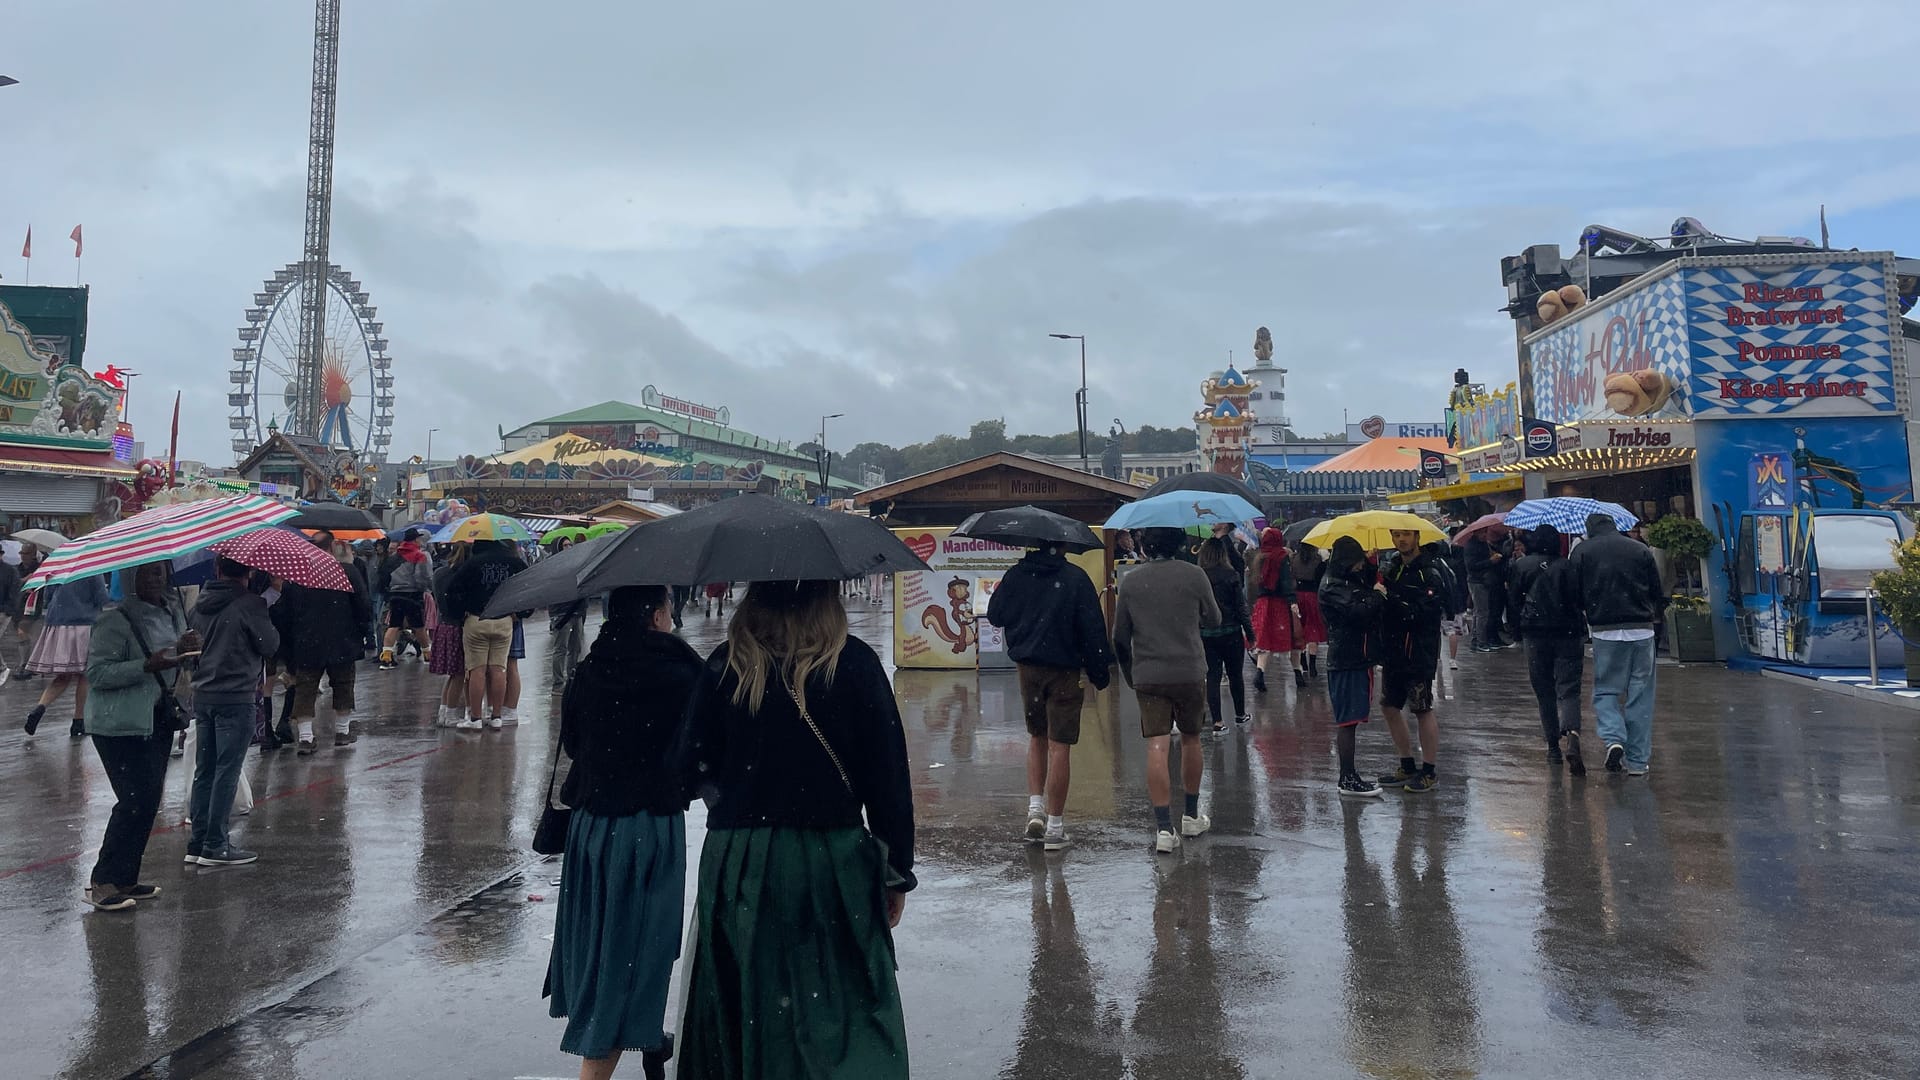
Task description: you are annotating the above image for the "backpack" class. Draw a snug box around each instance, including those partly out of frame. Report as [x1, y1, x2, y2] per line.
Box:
[1430, 558, 1463, 618]
[1520, 558, 1580, 633]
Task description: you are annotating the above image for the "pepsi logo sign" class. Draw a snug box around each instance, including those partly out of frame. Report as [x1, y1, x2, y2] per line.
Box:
[1525, 424, 1557, 453]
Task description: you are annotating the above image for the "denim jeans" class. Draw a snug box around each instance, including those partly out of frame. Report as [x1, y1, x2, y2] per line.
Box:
[1591, 636, 1656, 768]
[188, 703, 256, 852]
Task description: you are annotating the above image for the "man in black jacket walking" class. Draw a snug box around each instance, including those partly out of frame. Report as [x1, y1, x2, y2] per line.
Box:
[1463, 532, 1511, 651]
[1510, 525, 1587, 774]
[274, 531, 371, 755]
[986, 544, 1113, 852]
[1569, 514, 1664, 775]
[1377, 529, 1447, 793]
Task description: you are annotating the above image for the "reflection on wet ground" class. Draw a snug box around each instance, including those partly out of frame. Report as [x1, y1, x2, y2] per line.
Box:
[3, 603, 1917, 1078]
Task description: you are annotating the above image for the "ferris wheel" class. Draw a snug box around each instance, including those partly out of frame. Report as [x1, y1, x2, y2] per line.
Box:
[227, 262, 394, 464]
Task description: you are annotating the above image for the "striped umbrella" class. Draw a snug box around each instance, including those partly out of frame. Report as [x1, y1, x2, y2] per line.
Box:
[211, 528, 353, 591]
[24, 495, 300, 589]
[1502, 498, 1638, 536]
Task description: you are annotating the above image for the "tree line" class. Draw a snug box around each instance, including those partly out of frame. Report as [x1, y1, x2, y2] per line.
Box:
[807, 419, 1200, 482]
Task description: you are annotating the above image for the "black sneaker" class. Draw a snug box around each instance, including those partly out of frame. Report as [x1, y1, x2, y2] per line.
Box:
[70, 717, 86, 738]
[1564, 732, 1586, 776]
[1605, 743, 1626, 773]
[1402, 771, 1437, 793]
[1547, 744, 1564, 765]
[296, 739, 316, 756]
[23, 704, 45, 735]
[1377, 766, 1416, 788]
[1235, 714, 1251, 725]
[122, 883, 161, 899]
[184, 846, 203, 865]
[198, 846, 258, 866]
[1338, 773, 1383, 798]
[1253, 669, 1267, 693]
[83, 886, 136, 911]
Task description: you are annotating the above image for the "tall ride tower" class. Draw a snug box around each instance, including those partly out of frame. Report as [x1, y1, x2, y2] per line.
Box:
[293, 0, 341, 438]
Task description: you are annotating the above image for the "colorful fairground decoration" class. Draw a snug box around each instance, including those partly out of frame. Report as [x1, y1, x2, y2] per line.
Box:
[0, 295, 122, 449]
[1197, 365, 1256, 476]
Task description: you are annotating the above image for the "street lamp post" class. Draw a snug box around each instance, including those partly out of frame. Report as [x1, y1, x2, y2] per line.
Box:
[818, 413, 844, 497]
[426, 428, 439, 464]
[1049, 333, 1090, 472]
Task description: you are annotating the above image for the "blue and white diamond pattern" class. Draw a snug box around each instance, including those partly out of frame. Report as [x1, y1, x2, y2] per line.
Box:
[1684, 260, 1896, 417]
[1530, 270, 1690, 424]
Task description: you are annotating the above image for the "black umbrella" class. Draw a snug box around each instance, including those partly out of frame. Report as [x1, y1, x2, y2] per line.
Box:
[567, 495, 928, 594]
[953, 505, 1100, 553]
[1282, 517, 1327, 546]
[1140, 471, 1263, 508]
[285, 502, 381, 532]
[480, 533, 620, 618]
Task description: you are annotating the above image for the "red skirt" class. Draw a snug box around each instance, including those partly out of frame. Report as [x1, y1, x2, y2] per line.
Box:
[1252, 596, 1295, 653]
[1294, 590, 1328, 645]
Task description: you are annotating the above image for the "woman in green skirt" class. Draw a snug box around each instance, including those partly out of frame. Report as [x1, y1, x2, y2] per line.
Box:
[544, 585, 702, 1080]
[677, 579, 917, 1079]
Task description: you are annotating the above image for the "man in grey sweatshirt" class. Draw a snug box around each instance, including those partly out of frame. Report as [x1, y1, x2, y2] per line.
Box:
[1112, 527, 1221, 854]
[185, 557, 281, 866]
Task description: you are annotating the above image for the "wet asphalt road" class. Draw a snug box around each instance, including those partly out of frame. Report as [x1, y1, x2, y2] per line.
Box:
[3, 603, 1918, 1079]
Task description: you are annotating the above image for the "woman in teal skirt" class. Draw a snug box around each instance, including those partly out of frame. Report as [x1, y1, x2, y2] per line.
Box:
[677, 579, 918, 1079]
[544, 585, 702, 1080]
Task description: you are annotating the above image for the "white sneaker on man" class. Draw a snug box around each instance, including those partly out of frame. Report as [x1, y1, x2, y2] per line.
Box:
[1154, 830, 1180, 855]
[487, 715, 504, 730]
[456, 717, 483, 731]
[1180, 813, 1212, 838]
[499, 707, 518, 725]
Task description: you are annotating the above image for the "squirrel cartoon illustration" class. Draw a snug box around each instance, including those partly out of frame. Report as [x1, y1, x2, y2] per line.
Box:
[920, 577, 977, 653]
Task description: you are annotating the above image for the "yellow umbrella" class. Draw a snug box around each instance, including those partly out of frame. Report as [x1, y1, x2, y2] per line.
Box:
[1302, 510, 1445, 552]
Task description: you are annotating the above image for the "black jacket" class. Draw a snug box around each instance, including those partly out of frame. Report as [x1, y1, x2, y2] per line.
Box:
[272, 561, 370, 669]
[443, 551, 527, 623]
[1432, 541, 1470, 614]
[678, 636, 916, 891]
[1202, 565, 1254, 641]
[1463, 536, 1507, 586]
[559, 621, 703, 817]
[1568, 522, 1665, 632]
[1378, 550, 1446, 671]
[0, 560, 19, 620]
[984, 550, 1113, 687]
[374, 553, 401, 596]
[1511, 551, 1584, 636]
[1320, 559, 1382, 671]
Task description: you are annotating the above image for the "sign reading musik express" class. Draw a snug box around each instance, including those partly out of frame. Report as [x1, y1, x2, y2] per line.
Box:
[1527, 254, 1904, 423]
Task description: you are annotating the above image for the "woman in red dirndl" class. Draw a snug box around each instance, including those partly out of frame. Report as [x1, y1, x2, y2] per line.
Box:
[1250, 528, 1301, 690]
[1291, 542, 1329, 677]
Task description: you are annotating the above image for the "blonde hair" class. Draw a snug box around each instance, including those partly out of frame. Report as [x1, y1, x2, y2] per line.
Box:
[726, 580, 849, 715]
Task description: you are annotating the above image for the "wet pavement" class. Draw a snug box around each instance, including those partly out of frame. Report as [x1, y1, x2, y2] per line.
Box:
[4, 604, 1918, 1079]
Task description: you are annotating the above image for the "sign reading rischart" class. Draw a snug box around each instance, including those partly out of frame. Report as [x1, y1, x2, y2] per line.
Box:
[1685, 257, 1900, 418]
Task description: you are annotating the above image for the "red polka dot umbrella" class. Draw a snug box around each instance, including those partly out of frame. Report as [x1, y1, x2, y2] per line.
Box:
[209, 529, 354, 591]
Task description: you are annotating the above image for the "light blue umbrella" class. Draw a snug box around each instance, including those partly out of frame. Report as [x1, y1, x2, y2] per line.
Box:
[1503, 497, 1637, 536]
[1104, 490, 1262, 532]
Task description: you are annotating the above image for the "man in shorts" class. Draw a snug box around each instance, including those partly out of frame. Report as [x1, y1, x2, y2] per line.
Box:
[1319, 536, 1384, 797]
[985, 542, 1113, 851]
[1112, 527, 1221, 854]
[442, 540, 526, 730]
[377, 529, 434, 669]
[1376, 528, 1446, 793]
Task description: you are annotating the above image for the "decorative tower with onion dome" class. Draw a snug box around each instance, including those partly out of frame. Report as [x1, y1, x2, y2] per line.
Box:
[1196, 364, 1258, 477]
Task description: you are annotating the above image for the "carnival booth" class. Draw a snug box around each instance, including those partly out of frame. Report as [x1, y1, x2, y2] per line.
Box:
[1468, 251, 1915, 665]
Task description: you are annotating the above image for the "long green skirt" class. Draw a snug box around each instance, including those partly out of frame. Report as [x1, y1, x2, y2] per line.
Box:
[677, 826, 908, 1079]
[545, 809, 685, 1059]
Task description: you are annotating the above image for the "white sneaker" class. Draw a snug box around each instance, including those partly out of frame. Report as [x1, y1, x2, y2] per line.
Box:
[486, 715, 504, 730]
[1154, 830, 1179, 854]
[456, 718, 483, 731]
[0, 667, 10, 688]
[1180, 813, 1211, 838]
[1449, 659, 1460, 669]
[499, 707, 518, 725]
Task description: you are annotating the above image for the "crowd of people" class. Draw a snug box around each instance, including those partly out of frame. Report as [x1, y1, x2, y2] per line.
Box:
[988, 512, 1668, 851]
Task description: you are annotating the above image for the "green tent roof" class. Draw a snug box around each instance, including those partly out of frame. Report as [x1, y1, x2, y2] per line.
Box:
[520, 400, 863, 488]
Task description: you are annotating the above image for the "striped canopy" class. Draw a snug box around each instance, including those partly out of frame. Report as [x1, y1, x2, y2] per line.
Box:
[1502, 498, 1638, 536]
[24, 495, 301, 589]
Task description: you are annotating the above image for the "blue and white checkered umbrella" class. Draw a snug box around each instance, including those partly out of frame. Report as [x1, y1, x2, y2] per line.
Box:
[1503, 497, 1638, 536]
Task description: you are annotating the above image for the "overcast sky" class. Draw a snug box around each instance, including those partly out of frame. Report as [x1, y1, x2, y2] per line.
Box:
[5, 2, 1919, 465]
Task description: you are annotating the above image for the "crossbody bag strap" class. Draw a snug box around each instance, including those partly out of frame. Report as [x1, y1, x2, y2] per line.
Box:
[118, 607, 174, 698]
[780, 669, 853, 798]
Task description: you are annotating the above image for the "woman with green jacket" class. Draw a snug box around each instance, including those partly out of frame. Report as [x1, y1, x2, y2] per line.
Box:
[82, 564, 196, 912]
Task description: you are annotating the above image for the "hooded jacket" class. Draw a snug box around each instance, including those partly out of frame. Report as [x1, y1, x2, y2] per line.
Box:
[1378, 547, 1446, 672]
[1253, 529, 1297, 602]
[273, 560, 371, 669]
[190, 579, 281, 707]
[1319, 542, 1382, 672]
[43, 574, 110, 626]
[387, 541, 433, 595]
[984, 549, 1113, 687]
[1568, 518, 1665, 632]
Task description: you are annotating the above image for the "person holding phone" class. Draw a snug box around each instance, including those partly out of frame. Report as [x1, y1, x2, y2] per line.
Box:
[186, 557, 281, 866]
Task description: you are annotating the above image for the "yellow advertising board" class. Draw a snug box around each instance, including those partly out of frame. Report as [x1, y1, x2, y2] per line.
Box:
[891, 527, 1105, 670]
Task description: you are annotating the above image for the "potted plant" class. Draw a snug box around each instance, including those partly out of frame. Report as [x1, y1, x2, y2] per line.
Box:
[1869, 534, 1920, 686]
[1644, 516, 1717, 661]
